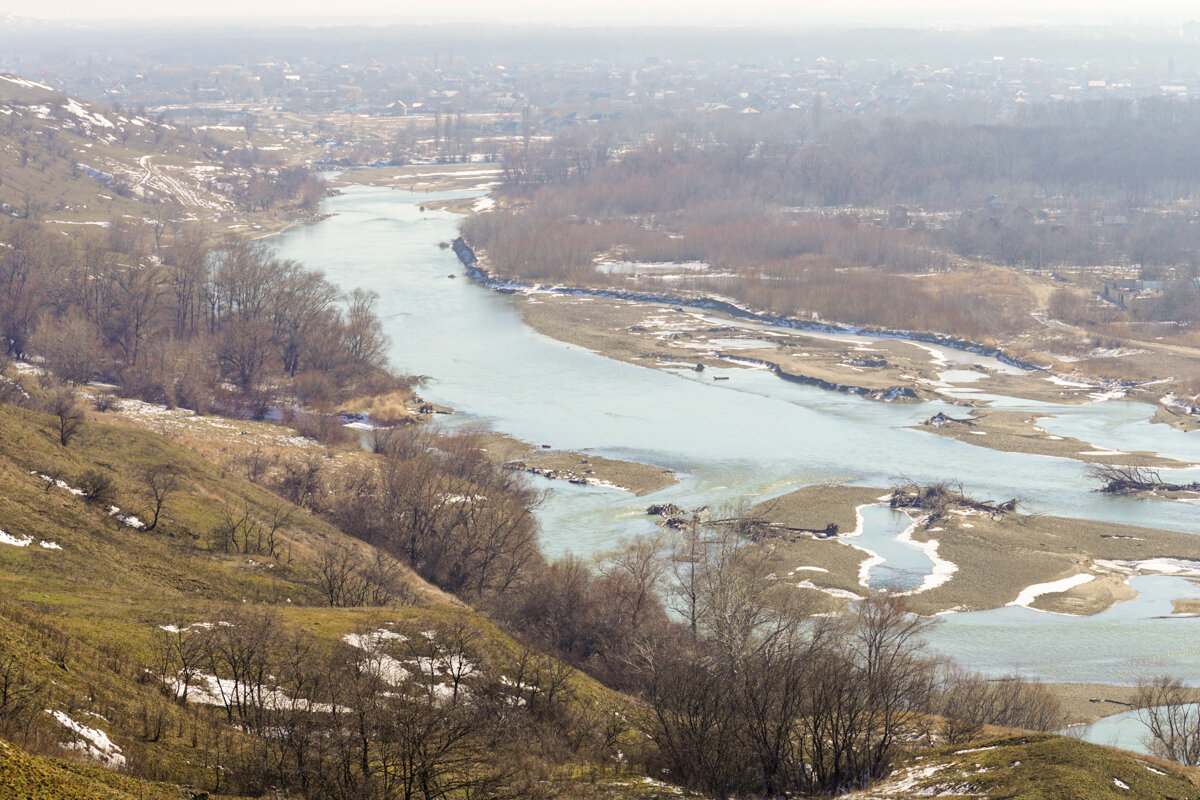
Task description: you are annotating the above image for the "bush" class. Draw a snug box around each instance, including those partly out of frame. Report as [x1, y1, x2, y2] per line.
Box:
[292, 411, 352, 446]
[291, 369, 339, 408]
[77, 469, 117, 507]
[92, 392, 121, 412]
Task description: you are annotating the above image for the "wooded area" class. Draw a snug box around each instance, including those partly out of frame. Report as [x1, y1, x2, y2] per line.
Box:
[0, 219, 401, 415]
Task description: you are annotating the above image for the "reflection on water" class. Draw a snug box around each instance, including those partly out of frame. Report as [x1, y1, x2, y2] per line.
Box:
[272, 186, 1200, 683]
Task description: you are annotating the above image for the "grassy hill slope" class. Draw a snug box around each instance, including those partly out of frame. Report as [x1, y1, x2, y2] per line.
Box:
[849, 735, 1199, 800]
[0, 738, 216, 800]
[0, 397, 638, 796]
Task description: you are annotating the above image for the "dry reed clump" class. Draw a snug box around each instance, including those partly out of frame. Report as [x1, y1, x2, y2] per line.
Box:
[339, 391, 418, 426]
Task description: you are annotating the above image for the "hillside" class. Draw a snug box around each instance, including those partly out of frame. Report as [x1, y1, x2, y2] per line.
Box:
[0, 74, 317, 232]
[0, 393, 642, 797]
[848, 735, 1200, 800]
[0, 738, 207, 800]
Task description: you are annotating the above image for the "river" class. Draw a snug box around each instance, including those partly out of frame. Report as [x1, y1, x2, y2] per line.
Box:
[273, 184, 1200, 687]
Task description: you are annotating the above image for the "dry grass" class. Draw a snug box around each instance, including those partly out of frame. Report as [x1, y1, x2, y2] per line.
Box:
[338, 390, 419, 425]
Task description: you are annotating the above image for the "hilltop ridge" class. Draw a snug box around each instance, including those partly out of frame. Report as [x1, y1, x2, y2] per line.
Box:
[0, 73, 319, 232]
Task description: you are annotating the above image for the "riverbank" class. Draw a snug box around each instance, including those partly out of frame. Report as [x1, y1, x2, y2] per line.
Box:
[328, 163, 502, 212]
[453, 237, 1200, 431]
[512, 292, 1003, 402]
[512, 292, 1198, 463]
[747, 484, 1200, 617]
[474, 432, 677, 496]
[913, 409, 1194, 469]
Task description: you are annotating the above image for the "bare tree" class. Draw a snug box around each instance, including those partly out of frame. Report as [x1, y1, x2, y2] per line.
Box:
[29, 313, 104, 385]
[0, 648, 42, 738]
[1136, 676, 1200, 765]
[138, 464, 181, 532]
[151, 621, 212, 705]
[597, 531, 667, 632]
[312, 541, 369, 607]
[48, 386, 84, 446]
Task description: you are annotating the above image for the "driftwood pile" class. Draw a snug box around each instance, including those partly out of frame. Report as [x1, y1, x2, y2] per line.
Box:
[1087, 464, 1200, 495]
[889, 479, 1017, 526]
[645, 503, 838, 539]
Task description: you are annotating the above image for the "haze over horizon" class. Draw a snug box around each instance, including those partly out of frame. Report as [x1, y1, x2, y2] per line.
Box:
[2, 0, 1199, 29]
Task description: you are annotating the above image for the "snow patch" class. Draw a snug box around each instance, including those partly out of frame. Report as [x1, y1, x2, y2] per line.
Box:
[898, 519, 959, 595]
[0, 74, 53, 91]
[47, 710, 125, 768]
[1097, 558, 1200, 576]
[0, 530, 32, 547]
[170, 671, 347, 713]
[63, 98, 114, 128]
[796, 579, 861, 600]
[1045, 375, 1093, 388]
[343, 631, 412, 685]
[1009, 573, 1095, 610]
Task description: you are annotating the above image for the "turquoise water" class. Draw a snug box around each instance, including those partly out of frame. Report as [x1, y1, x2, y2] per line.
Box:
[930, 576, 1200, 683]
[1064, 710, 1152, 755]
[856, 505, 935, 591]
[271, 185, 1200, 684]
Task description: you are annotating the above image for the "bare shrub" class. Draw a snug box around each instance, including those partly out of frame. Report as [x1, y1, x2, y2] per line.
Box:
[77, 469, 116, 507]
[937, 667, 1064, 744]
[91, 392, 121, 412]
[312, 541, 412, 607]
[273, 454, 327, 511]
[291, 411, 352, 446]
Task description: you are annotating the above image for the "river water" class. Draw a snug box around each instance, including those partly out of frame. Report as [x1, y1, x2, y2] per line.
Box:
[273, 185, 1200, 687]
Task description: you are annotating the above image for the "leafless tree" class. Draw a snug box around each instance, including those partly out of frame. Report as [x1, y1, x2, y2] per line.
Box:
[137, 464, 181, 532]
[313, 541, 369, 607]
[0, 649, 42, 738]
[29, 313, 104, 385]
[1136, 676, 1200, 765]
[151, 621, 212, 705]
[48, 386, 85, 446]
[597, 531, 667, 632]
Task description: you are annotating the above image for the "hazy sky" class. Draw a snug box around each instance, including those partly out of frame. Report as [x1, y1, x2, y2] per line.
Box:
[2, 0, 1198, 27]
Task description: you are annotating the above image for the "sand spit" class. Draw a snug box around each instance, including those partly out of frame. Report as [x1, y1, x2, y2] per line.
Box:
[751, 484, 1200, 617]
